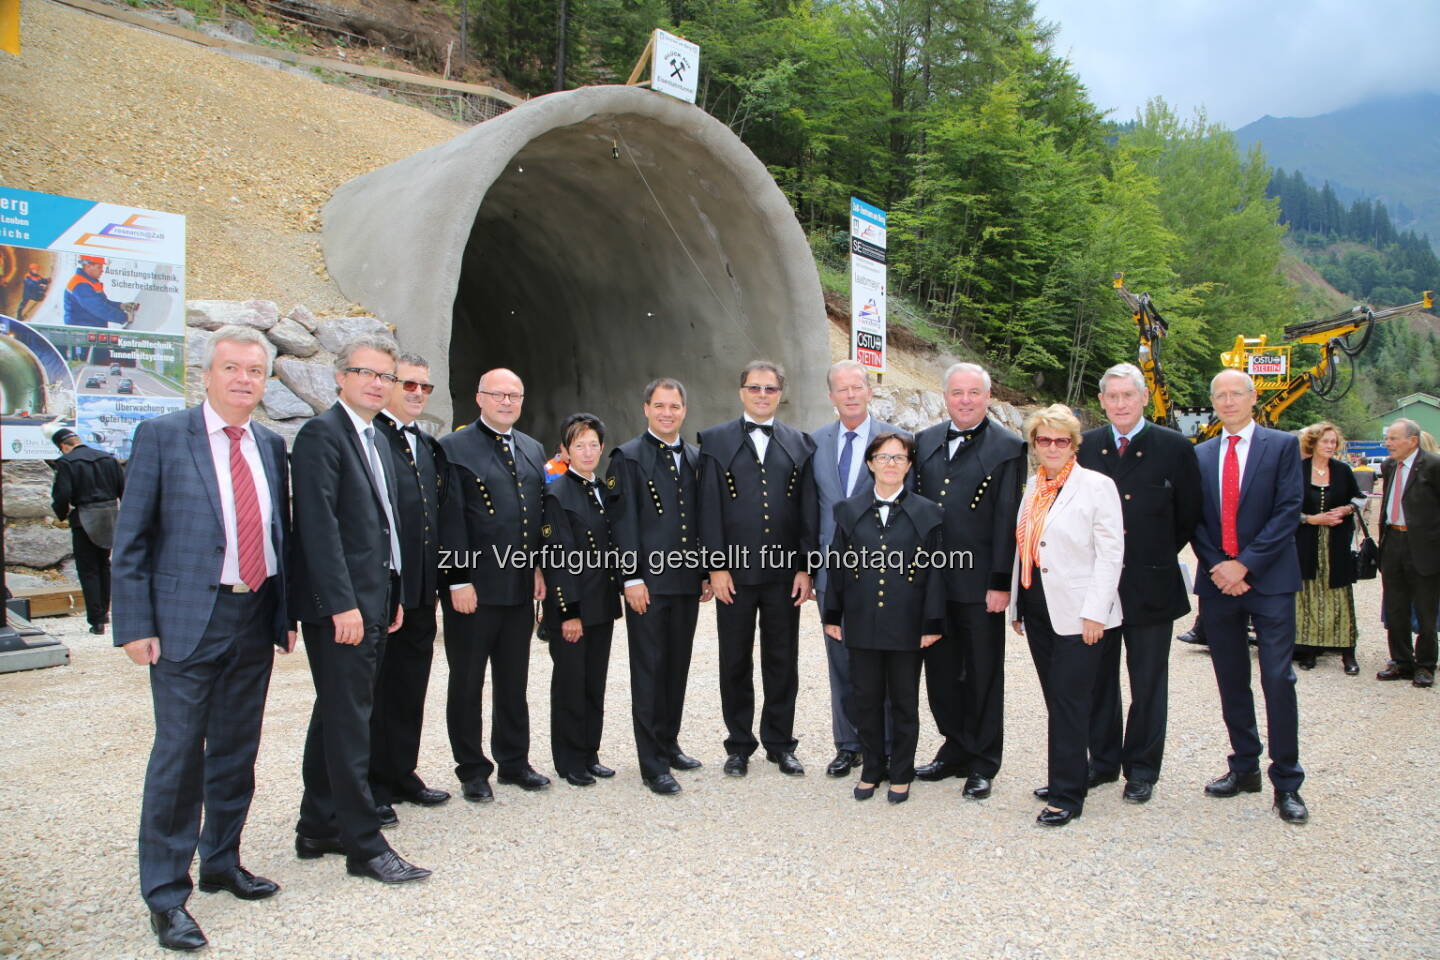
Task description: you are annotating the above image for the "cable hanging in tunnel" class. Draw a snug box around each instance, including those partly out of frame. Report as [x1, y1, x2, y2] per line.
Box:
[613, 126, 767, 359]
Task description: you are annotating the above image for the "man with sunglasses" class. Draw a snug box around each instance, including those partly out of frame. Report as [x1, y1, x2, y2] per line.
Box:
[439, 368, 552, 802]
[698, 360, 818, 777]
[367, 353, 458, 825]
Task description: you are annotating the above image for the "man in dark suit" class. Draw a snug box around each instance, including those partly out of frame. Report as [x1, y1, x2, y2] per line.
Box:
[809, 359, 907, 778]
[1376, 417, 1440, 687]
[912, 362, 1024, 799]
[607, 378, 711, 795]
[1075, 362, 1200, 804]
[439, 367, 551, 800]
[49, 425, 125, 634]
[1193, 368, 1307, 823]
[698, 360, 819, 777]
[367, 352, 456, 827]
[290, 335, 430, 883]
[112, 326, 293, 951]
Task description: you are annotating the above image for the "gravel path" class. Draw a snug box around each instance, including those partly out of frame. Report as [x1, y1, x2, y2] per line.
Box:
[2, 548, 1438, 959]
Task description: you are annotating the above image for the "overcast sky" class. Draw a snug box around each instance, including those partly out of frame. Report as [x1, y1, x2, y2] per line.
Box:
[1031, 0, 1440, 129]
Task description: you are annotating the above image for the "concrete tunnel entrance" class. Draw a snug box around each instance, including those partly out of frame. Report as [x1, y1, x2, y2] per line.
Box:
[322, 85, 830, 447]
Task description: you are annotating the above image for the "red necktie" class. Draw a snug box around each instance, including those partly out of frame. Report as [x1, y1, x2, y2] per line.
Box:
[1117, 435, 1130, 457]
[224, 425, 267, 591]
[1221, 434, 1241, 557]
[1390, 461, 1406, 525]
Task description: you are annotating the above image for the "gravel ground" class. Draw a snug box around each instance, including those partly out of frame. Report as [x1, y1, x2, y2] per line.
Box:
[2, 545, 1439, 960]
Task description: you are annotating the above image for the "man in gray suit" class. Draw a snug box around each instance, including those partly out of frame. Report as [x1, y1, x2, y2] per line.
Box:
[112, 326, 294, 952]
[810, 360, 907, 778]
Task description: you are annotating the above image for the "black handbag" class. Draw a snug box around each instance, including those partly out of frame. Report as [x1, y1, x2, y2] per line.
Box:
[1353, 513, 1379, 581]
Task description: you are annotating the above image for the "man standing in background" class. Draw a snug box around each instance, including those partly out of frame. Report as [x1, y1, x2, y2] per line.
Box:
[49, 424, 124, 635]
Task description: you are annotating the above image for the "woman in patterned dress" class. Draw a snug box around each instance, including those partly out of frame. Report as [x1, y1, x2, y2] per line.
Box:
[1294, 422, 1362, 674]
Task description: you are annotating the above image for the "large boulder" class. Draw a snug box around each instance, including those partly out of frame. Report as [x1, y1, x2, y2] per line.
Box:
[273, 358, 336, 415]
[266, 316, 322, 358]
[253, 417, 307, 448]
[285, 304, 319, 333]
[262, 377, 316, 420]
[5, 520, 72, 568]
[3, 461, 55, 520]
[186, 299, 280, 332]
[314, 316, 393, 355]
[186, 329, 212, 368]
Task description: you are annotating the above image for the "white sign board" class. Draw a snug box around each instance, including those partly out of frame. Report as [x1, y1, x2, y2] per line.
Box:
[849, 197, 886, 373]
[1247, 354, 1287, 376]
[651, 29, 700, 104]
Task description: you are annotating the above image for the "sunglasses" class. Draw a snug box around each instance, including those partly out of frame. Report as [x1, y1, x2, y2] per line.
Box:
[1032, 436, 1073, 448]
[742, 384, 781, 395]
[400, 379, 435, 395]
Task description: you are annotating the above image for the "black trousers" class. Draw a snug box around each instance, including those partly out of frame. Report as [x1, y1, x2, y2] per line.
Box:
[139, 582, 277, 911]
[1022, 576, 1104, 815]
[627, 594, 699, 780]
[850, 647, 921, 785]
[924, 600, 1006, 777]
[716, 581, 800, 756]
[71, 517, 111, 628]
[1089, 621, 1172, 783]
[368, 600, 438, 804]
[1201, 589, 1303, 791]
[442, 601, 534, 782]
[548, 620, 614, 775]
[298, 613, 390, 861]
[1382, 530, 1440, 671]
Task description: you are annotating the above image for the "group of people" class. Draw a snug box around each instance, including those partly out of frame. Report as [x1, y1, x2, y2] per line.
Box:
[99, 324, 1440, 952]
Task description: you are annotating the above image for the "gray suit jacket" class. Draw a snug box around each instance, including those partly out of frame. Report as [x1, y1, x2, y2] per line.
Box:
[810, 417, 907, 595]
[111, 405, 290, 660]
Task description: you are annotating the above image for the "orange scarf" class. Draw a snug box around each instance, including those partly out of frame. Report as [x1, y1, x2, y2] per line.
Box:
[1016, 458, 1074, 589]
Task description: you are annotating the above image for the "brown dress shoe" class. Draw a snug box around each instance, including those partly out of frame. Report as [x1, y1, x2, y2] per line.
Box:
[1377, 663, 1415, 681]
[1414, 668, 1435, 688]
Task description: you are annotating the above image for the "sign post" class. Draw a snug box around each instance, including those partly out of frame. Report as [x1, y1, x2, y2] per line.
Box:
[849, 197, 887, 375]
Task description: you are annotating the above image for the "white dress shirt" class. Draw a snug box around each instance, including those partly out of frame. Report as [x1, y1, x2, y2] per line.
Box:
[874, 485, 900, 527]
[1111, 418, 1146, 449]
[202, 400, 276, 585]
[1390, 448, 1418, 526]
[1217, 420, 1257, 491]
[743, 414, 774, 461]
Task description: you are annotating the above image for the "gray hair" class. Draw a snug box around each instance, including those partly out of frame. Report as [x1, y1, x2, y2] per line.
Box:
[1389, 418, 1421, 440]
[943, 361, 992, 392]
[739, 359, 785, 391]
[826, 359, 871, 391]
[397, 351, 429, 369]
[333, 335, 399, 373]
[1097, 362, 1146, 396]
[203, 325, 276, 377]
[1209, 368, 1255, 395]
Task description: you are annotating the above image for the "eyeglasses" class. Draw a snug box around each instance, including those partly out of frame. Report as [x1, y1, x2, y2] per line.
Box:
[870, 454, 910, 465]
[742, 384, 781, 395]
[400, 380, 435, 395]
[1032, 436, 1073, 448]
[344, 366, 398, 385]
[479, 390, 525, 403]
[1210, 391, 1253, 402]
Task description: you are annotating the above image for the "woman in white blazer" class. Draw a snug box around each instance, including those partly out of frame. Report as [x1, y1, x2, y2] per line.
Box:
[1008, 404, 1124, 827]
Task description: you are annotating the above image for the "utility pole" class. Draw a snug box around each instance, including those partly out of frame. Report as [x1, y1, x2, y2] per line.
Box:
[554, 0, 568, 91]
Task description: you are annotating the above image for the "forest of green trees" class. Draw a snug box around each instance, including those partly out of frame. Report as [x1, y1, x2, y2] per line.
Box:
[467, 0, 1435, 432]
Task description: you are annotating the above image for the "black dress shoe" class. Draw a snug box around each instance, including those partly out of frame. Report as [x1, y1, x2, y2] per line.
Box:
[295, 833, 345, 859]
[853, 781, 877, 801]
[461, 778, 494, 803]
[826, 749, 861, 778]
[1036, 806, 1079, 827]
[1177, 629, 1206, 645]
[150, 906, 207, 951]
[587, 762, 616, 778]
[886, 786, 910, 804]
[765, 750, 805, 776]
[643, 773, 682, 795]
[376, 803, 398, 828]
[1377, 663, 1414, 681]
[497, 767, 551, 791]
[345, 850, 431, 884]
[1204, 770, 1263, 797]
[1294, 654, 1316, 670]
[1088, 768, 1120, 788]
[962, 774, 992, 800]
[914, 760, 964, 781]
[1033, 785, 1050, 800]
[669, 752, 702, 771]
[1122, 780, 1154, 804]
[562, 770, 596, 787]
[396, 786, 451, 807]
[1342, 654, 1360, 676]
[1274, 790, 1309, 823]
[1414, 668, 1435, 688]
[723, 753, 748, 776]
[198, 864, 279, 900]
[89, 624, 106, 635]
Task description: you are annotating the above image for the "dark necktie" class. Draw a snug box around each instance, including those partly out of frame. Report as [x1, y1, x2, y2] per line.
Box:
[947, 426, 976, 444]
[744, 421, 774, 436]
[837, 430, 858, 496]
[222, 426, 266, 591]
[1117, 435, 1130, 457]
